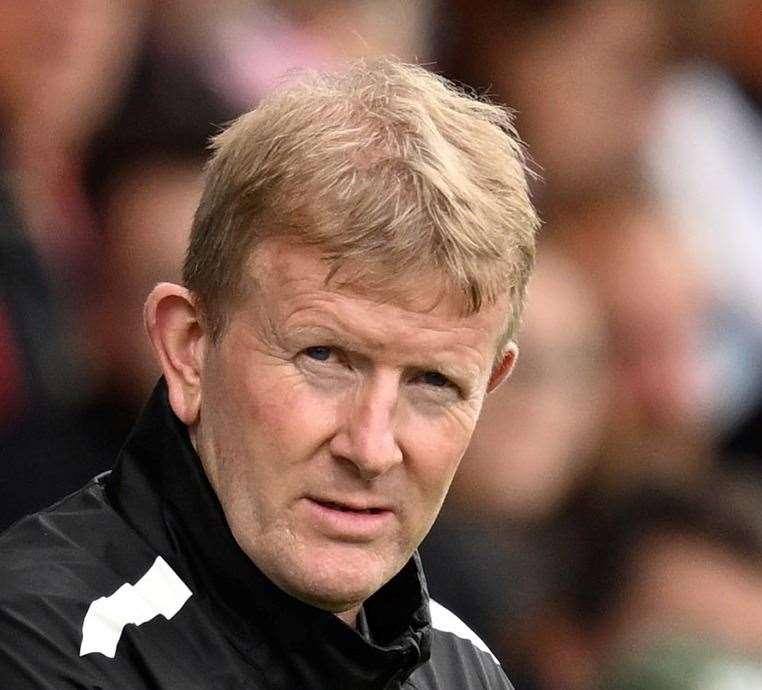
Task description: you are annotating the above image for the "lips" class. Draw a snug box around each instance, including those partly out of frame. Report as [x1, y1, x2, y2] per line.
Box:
[304, 496, 394, 540]
[311, 498, 389, 515]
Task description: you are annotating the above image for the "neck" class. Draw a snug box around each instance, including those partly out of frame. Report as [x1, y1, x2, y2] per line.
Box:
[335, 605, 360, 629]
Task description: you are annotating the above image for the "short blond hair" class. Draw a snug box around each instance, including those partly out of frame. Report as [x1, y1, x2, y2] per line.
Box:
[183, 58, 539, 346]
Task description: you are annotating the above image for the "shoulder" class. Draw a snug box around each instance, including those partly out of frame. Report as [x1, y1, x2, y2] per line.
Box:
[0, 480, 160, 687]
[1, 478, 112, 585]
[428, 599, 499, 665]
[409, 599, 514, 689]
[0, 476, 140, 592]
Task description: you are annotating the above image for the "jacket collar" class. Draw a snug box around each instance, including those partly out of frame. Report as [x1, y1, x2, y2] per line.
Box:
[106, 379, 431, 689]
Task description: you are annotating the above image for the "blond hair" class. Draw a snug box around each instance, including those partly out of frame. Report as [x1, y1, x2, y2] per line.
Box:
[183, 58, 539, 346]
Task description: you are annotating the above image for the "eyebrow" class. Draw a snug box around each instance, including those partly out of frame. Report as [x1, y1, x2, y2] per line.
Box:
[288, 324, 365, 351]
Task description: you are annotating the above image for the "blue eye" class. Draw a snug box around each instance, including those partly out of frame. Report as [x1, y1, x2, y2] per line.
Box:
[304, 346, 332, 361]
[422, 371, 450, 388]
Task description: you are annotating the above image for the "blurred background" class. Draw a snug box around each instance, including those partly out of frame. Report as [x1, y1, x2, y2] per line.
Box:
[1, 1, 760, 688]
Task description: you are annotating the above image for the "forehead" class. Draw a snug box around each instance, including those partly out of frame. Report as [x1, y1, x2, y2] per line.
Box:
[242, 238, 507, 358]
[247, 238, 479, 313]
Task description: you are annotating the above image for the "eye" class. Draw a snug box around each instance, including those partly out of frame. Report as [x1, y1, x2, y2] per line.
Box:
[412, 370, 463, 403]
[420, 371, 452, 388]
[303, 346, 333, 362]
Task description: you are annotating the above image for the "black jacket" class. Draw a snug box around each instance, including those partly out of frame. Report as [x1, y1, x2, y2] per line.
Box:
[0, 383, 513, 689]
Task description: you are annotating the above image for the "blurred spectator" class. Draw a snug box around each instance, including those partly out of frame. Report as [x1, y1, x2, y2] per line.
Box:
[85, 161, 202, 408]
[201, 0, 433, 109]
[436, 0, 679, 204]
[0, 1, 98, 426]
[527, 477, 762, 690]
[0, 173, 62, 427]
[646, 0, 762, 447]
[422, 242, 610, 685]
[0, 45, 234, 530]
[9, 0, 147, 282]
[551, 189, 716, 490]
[80, 48, 229, 412]
[0, 0, 148, 529]
[448, 242, 610, 523]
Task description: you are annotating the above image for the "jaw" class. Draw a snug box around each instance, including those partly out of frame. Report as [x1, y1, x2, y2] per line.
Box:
[250, 527, 410, 614]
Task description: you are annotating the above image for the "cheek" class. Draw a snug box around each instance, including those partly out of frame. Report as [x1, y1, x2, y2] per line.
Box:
[402, 419, 474, 507]
[399, 435, 465, 550]
[245, 378, 341, 462]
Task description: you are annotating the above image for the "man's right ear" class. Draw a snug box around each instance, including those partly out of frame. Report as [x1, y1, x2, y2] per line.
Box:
[144, 283, 206, 426]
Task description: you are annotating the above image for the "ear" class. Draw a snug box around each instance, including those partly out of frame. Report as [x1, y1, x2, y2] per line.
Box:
[144, 282, 206, 426]
[487, 341, 518, 393]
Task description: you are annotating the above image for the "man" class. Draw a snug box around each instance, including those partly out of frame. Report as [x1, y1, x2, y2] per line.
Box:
[0, 58, 538, 688]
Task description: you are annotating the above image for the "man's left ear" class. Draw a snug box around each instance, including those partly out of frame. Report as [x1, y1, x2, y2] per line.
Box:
[144, 283, 207, 426]
[487, 342, 518, 393]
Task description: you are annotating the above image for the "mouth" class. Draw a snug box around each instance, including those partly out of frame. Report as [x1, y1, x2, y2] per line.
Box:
[304, 497, 394, 540]
[311, 499, 389, 515]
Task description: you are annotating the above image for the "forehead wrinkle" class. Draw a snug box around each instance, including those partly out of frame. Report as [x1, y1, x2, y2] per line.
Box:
[252, 236, 476, 318]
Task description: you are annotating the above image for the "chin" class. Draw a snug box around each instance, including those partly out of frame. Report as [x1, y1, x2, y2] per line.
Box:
[280, 546, 402, 613]
[277, 571, 377, 614]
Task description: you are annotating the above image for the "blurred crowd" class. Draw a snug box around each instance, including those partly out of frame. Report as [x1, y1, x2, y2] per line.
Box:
[1, 1, 761, 689]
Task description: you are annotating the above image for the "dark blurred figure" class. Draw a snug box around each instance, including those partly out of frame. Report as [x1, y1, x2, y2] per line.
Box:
[0, 1, 111, 523]
[81, 50, 234, 413]
[0, 1, 95, 427]
[0, 46, 235, 530]
[7, 0, 146, 292]
[527, 477, 762, 690]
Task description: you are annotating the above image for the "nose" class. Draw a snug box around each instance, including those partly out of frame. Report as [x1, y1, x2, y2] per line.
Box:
[329, 373, 404, 481]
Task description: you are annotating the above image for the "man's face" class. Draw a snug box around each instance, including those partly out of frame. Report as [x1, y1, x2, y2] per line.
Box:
[192, 238, 510, 616]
